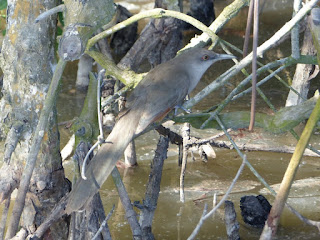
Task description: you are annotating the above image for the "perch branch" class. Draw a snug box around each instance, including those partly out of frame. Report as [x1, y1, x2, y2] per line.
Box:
[87, 8, 219, 51]
[87, 50, 144, 86]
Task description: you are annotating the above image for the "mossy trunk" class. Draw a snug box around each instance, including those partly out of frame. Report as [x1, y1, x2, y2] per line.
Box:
[0, 0, 69, 238]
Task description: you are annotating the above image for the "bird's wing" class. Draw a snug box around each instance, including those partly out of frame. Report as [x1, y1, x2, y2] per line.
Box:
[133, 70, 190, 134]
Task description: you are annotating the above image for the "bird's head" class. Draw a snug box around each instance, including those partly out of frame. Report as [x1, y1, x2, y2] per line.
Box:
[175, 48, 235, 94]
[180, 48, 235, 69]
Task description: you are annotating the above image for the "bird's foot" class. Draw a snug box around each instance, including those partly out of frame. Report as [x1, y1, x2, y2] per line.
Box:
[174, 105, 191, 115]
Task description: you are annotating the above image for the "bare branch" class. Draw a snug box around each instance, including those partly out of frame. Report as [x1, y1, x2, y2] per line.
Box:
[92, 205, 115, 240]
[188, 115, 246, 239]
[3, 122, 24, 164]
[35, 4, 66, 23]
[184, 0, 320, 109]
[180, 123, 190, 203]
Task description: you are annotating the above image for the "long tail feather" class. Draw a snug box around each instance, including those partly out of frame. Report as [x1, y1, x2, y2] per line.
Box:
[65, 110, 141, 214]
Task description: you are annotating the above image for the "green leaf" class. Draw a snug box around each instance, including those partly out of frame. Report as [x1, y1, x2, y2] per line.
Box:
[58, 11, 64, 27]
[0, 0, 7, 10]
[57, 26, 63, 36]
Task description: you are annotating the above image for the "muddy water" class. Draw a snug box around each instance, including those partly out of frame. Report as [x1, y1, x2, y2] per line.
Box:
[43, 0, 320, 239]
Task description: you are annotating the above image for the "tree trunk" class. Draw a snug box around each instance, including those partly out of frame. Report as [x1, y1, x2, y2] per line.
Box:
[0, 0, 69, 238]
[286, 16, 316, 106]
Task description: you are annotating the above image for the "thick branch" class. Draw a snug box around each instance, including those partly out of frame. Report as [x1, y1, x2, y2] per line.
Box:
[139, 136, 168, 239]
[111, 168, 142, 239]
[87, 50, 144, 86]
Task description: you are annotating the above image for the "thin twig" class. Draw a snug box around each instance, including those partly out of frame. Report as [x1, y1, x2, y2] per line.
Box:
[180, 123, 190, 203]
[232, 64, 287, 101]
[184, 0, 250, 50]
[3, 122, 24, 164]
[290, 129, 320, 156]
[200, 58, 289, 129]
[34, 4, 65, 23]
[188, 160, 246, 240]
[221, 40, 320, 156]
[187, 204, 208, 240]
[291, 0, 302, 59]
[184, 0, 320, 110]
[189, 129, 232, 147]
[81, 141, 100, 180]
[101, 85, 131, 108]
[28, 193, 69, 238]
[111, 168, 142, 238]
[5, 59, 66, 239]
[249, 0, 259, 131]
[221, 39, 311, 100]
[188, 116, 246, 240]
[91, 205, 115, 240]
[81, 70, 106, 180]
[243, 0, 254, 57]
[214, 105, 320, 233]
[97, 70, 105, 138]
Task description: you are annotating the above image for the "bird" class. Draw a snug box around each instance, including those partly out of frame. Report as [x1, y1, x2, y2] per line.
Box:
[65, 47, 235, 214]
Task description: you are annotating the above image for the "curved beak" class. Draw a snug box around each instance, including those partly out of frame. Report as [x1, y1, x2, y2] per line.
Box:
[215, 53, 236, 60]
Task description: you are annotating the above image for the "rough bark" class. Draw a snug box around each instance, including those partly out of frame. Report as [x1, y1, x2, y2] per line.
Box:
[58, 0, 116, 61]
[225, 200, 240, 240]
[76, 54, 94, 89]
[117, 0, 183, 71]
[124, 139, 137, 166]
[0, 0, 69, 238]
[110, 4, 138, 56]
[184, 0, 215, 29]
[286, 16, 317, 107]
[70, 142, 112, 240]
[139, 136, 169, 239]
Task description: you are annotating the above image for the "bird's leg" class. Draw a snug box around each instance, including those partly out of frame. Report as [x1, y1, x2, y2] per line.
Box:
[174, 105, 191, 115]
[174, 94, 192, 115]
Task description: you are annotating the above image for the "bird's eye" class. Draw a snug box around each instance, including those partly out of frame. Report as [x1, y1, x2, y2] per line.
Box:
[202, 54, 209, 61]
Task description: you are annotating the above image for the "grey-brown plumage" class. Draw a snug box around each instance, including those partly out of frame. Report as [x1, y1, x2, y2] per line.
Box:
[65, 48, 234, 214]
